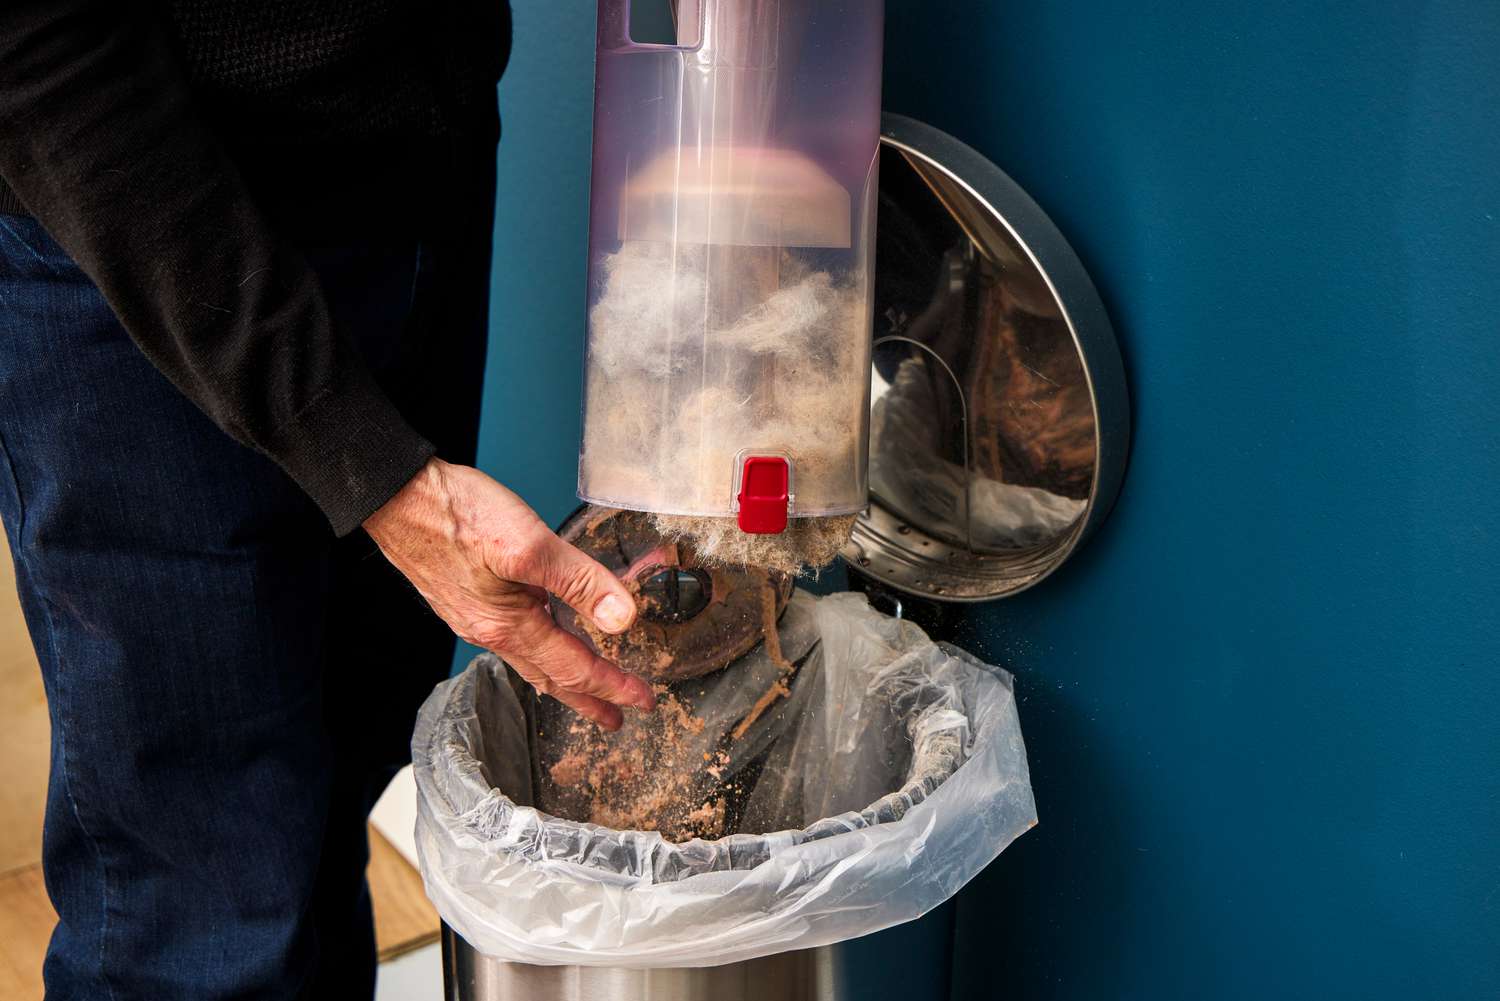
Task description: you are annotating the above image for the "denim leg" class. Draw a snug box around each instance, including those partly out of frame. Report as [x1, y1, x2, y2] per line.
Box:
[0, 211, 486, 1000]
[0, 212, 341, 999]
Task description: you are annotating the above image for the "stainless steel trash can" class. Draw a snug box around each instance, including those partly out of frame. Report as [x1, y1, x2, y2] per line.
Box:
[442, 924, 839, 1001]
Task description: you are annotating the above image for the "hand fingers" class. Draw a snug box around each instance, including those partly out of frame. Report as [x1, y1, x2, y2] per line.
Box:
[469, 599, 655, 712]
[500, 528, 638, 636]
[507, 603, 656, 711]
[509, 652, 625, 731]
[553, 688, 624, 731]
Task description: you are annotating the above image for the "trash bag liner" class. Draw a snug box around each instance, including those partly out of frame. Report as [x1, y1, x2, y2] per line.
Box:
[412, 591, 1036, 968]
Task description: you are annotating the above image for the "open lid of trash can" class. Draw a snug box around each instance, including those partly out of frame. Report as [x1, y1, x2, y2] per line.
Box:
[842, 114, 1131, 602]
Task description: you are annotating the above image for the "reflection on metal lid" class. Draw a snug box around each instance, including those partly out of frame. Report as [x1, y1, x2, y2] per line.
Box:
[842, 114, 1131, 602]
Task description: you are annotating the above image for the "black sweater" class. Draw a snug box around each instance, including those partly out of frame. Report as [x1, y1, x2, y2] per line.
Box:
[0, 1, 511, 535]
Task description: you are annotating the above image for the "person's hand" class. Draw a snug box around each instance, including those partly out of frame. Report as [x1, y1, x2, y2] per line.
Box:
[364, 457, 654, 730]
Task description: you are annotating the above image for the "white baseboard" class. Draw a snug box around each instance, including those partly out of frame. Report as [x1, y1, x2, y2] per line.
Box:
[370, 764, 421, 869]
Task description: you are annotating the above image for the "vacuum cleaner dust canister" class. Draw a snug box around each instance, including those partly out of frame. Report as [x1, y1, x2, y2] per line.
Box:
[577, 0, 885, 536]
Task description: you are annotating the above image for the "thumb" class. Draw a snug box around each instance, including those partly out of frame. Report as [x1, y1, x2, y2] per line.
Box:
[516, 531, 638, 635]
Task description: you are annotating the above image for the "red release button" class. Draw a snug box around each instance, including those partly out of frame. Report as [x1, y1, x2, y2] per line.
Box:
[737, 456, 790, 535]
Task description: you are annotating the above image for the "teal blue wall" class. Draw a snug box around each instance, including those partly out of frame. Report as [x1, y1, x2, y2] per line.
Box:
[476, 2, 598, 527]
[476, 2, 1500, 997]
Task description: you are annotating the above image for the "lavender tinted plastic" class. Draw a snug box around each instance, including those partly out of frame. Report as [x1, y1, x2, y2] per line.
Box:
[578, 0, 884, 519]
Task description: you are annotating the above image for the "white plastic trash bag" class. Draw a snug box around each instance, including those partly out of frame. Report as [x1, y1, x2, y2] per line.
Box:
[411, 591, 1036, 968]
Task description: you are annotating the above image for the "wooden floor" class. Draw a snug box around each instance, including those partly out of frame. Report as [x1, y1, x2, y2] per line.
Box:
[0, 537, 439, 999]
[0, 865, 54, 1000]
[0, 542, 48, 876]
[369, 826, 442, 961]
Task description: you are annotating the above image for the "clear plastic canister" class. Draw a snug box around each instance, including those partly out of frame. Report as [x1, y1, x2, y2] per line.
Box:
[578, 0, 885, 522]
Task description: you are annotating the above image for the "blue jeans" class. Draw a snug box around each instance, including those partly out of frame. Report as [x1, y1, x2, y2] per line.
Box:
[0, 200, 491, 998]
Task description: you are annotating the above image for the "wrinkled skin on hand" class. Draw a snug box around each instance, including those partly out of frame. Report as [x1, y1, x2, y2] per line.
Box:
[365, 458, 655, 730]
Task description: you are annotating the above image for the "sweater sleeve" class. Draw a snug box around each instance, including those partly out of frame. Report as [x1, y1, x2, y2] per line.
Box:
[0, 1, 435, 536]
